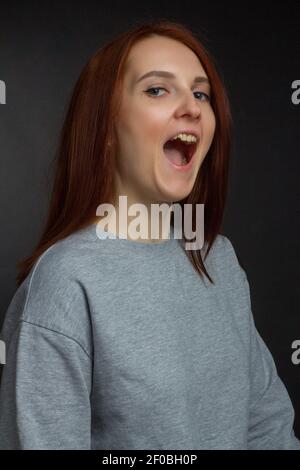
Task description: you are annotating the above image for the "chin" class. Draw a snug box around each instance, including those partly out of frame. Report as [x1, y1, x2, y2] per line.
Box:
[161, 186, 194, 204]
[154, 169, 197, 203]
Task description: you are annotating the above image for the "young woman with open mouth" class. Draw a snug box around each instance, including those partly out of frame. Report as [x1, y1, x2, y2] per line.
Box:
[0, 20, 299, 450]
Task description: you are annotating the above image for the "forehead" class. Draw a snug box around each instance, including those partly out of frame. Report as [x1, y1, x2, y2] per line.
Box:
[125, 35, 207, 81]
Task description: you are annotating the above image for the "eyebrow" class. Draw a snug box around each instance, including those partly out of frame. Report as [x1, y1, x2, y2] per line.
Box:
[135, 70, 211, 86]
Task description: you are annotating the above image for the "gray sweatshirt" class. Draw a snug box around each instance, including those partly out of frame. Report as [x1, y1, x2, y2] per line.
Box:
[0, 222, 299, 450]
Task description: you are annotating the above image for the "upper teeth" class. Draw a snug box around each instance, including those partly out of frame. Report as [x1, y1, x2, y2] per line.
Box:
[171, 133, 197, 144]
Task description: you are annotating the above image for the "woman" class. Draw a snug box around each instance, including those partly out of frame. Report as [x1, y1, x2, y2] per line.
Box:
[0, 20, 299, 450]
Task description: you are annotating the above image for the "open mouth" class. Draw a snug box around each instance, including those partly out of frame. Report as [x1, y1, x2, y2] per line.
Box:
[163, 138, 198, 167]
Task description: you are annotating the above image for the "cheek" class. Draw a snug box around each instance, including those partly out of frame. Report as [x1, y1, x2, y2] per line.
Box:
[134, 99, 170, 139]
[116, 99, 169, 165]
[115, 117, 140, 162]
[204, 108, 216, 143]
[116, 130, 152, 176]
[119, 106, 161, 150]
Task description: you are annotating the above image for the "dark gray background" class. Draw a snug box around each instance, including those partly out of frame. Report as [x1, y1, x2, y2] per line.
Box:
[0, 0, 299, 437]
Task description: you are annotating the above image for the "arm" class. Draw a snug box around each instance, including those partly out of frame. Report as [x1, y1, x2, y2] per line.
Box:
[0, 319, 92, 449]
[219, 236, 299, 449]
[242, 270, 300, 449]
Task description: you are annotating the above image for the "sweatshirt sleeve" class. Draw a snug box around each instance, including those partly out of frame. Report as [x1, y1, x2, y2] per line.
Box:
[225, 238, 300, 450]
[0, 319, 92, 450]
[0, 244, 94, 450]
[245, 276, 300, 449]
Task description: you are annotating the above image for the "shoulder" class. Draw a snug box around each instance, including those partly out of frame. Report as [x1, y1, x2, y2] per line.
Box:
[203, 233, 248, 288]
[16, 232, 94, 356]
[202, 234, 254, 335]
[23, 222, 106, 291]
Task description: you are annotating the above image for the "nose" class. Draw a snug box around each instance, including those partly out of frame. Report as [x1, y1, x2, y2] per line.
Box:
[174, 90, 201, 120]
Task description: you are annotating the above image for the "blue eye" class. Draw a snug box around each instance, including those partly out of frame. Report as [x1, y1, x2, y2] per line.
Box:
[194, 91, 211, 101]
[145, 87, 167, 97]
[145, 87, 210, 101]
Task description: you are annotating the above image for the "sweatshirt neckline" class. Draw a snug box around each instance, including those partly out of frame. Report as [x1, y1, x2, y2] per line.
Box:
[84, 222, 181, 255]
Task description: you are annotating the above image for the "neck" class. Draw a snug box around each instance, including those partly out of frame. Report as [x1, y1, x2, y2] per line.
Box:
[94, 194, 173, 244]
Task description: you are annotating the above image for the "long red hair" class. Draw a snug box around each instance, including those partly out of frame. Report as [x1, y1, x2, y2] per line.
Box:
[16, 19, 233, 287]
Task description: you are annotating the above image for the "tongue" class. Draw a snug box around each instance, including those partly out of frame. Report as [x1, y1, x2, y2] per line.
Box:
[163, 140, 185, 166]
[164, 147, 184, 165]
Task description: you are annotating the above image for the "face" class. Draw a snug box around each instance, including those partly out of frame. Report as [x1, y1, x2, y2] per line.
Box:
[113, 35, 216, 206]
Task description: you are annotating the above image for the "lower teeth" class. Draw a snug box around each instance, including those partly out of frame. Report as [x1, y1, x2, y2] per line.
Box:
[181, 157, 187, 165]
